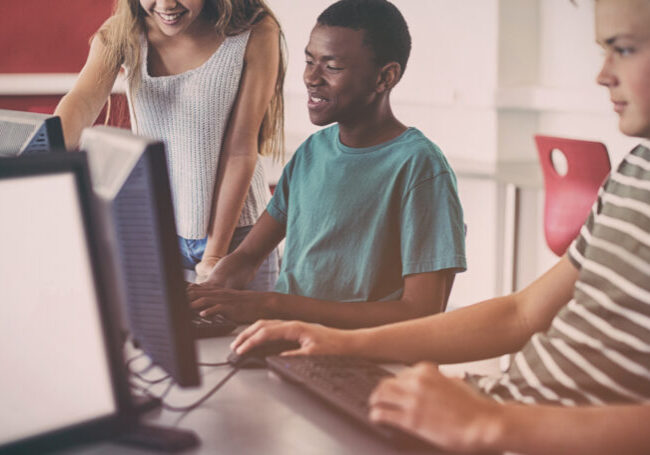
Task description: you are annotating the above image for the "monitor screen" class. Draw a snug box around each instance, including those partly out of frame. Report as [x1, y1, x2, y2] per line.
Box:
[0, 109, 65, 157]
[80, 126, 200, 387]
[0, 156, 122, 450]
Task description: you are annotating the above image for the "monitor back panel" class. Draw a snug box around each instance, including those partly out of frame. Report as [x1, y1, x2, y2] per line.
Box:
[112, 146, 199, 387]
[0, 110, 64, 156]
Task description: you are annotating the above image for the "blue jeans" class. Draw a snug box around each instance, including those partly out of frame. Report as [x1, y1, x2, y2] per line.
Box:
[178, 226, 279, 292]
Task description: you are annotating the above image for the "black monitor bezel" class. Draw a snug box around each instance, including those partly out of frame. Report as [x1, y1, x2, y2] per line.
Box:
[0, 153, 134, 454]
[41, 115, 66, 152]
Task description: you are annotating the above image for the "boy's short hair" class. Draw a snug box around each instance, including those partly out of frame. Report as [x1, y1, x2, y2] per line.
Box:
[317, 0, 412, 77]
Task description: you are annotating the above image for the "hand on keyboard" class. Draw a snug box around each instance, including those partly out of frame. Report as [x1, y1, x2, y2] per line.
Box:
[368, 362, 501, 453]
[266, 355, 427, 447]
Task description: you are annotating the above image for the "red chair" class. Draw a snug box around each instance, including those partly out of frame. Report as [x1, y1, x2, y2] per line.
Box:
[534, 135, 611, 256]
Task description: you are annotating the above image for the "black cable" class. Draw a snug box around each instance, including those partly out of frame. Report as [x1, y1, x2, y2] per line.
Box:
[198, 361, 230, 367]
[160, 368, 240, 413]
[155, 377, 176, 400]
[131, 369, 171, 385]
[129, 380, 154, 398]
[125, 350, 172, 385]
[125, 351, 160, 380]
[128, 378, 175, 405]
[126, 352, 148, 370]
[126, 349, 235, 413]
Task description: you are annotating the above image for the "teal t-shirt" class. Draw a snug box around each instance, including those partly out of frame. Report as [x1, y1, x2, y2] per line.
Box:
[267, 125, 466, 302]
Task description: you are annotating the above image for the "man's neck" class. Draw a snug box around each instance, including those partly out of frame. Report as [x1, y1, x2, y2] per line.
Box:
[338, 112, 407, 148]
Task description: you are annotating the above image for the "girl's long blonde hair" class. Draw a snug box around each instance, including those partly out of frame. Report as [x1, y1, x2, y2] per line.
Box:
[97, 0, 286, 161]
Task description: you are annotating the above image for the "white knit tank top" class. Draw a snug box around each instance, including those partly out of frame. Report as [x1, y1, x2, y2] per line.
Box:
[127, 30, 270, 239]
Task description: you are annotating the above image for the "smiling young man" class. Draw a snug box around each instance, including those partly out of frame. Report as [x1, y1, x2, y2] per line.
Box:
[188, 0, 466, 328]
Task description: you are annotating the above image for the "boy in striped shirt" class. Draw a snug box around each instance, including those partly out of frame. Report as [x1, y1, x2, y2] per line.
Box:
[232, 0, 650, 452]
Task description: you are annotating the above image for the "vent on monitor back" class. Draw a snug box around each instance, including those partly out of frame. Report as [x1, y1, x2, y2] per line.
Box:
[21, 123, 52, 154]
[113, 156, 176, 371]
[0, 120, 34, 156]
[0, 111, 64, 156]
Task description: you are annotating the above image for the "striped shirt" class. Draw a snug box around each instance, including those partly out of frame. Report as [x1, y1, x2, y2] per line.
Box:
[468, 145, 650, 405]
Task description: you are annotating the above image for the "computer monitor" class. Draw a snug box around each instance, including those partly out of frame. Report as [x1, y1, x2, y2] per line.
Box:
[0, 153, 131, 453]
[0, 109, 65, 157]
[79, 125, 200, 387]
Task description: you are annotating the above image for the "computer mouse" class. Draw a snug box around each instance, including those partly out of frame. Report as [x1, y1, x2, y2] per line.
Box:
[227, 339, 301, 369]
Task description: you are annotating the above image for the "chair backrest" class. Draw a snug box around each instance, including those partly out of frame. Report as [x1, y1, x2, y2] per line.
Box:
[534, 135, 611, 256]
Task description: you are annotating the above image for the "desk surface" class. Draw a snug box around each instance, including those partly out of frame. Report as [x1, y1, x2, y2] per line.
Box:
[66, 332, 498, 455]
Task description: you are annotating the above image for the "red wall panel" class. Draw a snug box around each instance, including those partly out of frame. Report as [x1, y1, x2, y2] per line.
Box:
[0, 95, 130, 129]
[1, 1, 130, 130]
[1, 0, 113, 73]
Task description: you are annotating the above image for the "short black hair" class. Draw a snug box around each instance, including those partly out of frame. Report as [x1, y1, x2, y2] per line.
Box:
[317, 0, 412, 77]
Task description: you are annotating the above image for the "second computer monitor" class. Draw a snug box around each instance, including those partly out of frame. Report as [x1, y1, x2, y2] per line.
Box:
[80, 126, 199, 387]
[0, 109, 65, 157]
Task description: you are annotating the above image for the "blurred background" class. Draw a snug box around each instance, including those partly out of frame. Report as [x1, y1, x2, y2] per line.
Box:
[1, 0, 639, 310]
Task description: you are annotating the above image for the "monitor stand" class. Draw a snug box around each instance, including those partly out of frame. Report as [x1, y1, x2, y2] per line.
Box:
[132, 393, 162, 415]
[119, 392, 200, 451]
[115, 424, 199, 452]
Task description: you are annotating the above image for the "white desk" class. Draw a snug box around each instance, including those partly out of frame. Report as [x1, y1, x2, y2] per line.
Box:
[64, 332, 499, 455]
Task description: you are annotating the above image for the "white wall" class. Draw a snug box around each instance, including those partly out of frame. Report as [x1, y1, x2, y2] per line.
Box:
[267, 0, 501, 164]
[264, 0, 641, 309]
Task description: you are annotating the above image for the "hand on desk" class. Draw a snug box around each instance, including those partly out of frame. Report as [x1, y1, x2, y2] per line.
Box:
[369, 362, 501, 453]
[231, 320, 350, 357]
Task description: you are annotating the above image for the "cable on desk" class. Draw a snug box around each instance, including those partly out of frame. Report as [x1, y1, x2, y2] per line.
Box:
[126, 352, 148, 370]
[126, 351, 161, 379]
[160, 368, 240, 413]
[125, 351, 172, 385]
[131, 369, 171, 385]
[198, 361, 230, 367]
[129, 377, 175, 405]
[156, 377, 176, 400]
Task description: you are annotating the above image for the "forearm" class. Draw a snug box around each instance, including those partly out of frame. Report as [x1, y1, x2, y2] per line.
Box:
[489, 403, 650, 455]
[205, 211, 284, 288]
[207, 247, 264, 289]
[54, 92, 100, 150]
[265, 293, 442, 329]
[349, 258, 578, 364]
[204, 153, 258, 258]
[349, 294, 533, 364]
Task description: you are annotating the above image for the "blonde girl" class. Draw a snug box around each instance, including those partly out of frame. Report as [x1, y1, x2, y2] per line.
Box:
[55, 0, 284, 289]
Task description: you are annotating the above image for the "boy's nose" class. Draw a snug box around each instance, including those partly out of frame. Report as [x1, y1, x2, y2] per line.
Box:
[304, 66, 323, 87]
[596, 55, 617, 88]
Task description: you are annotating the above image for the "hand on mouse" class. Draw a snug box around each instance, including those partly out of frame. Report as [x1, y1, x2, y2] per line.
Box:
[231, 320, 353, 357]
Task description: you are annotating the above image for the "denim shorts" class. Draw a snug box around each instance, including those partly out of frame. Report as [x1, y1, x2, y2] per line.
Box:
[178, 226, 279, 292]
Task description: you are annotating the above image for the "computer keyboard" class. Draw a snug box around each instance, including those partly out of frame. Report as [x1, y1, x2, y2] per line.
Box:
[266, 355, 428, 448]
[190, 313, 237, 338]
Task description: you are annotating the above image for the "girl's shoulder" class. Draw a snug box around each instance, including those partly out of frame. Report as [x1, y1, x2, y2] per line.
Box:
[244, 15, 280, 60]
[95, 15, 122, 43]
[248, 15, 280, 42]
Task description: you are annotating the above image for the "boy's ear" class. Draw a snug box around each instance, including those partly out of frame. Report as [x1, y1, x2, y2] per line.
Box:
[376, 62, 402, 93]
